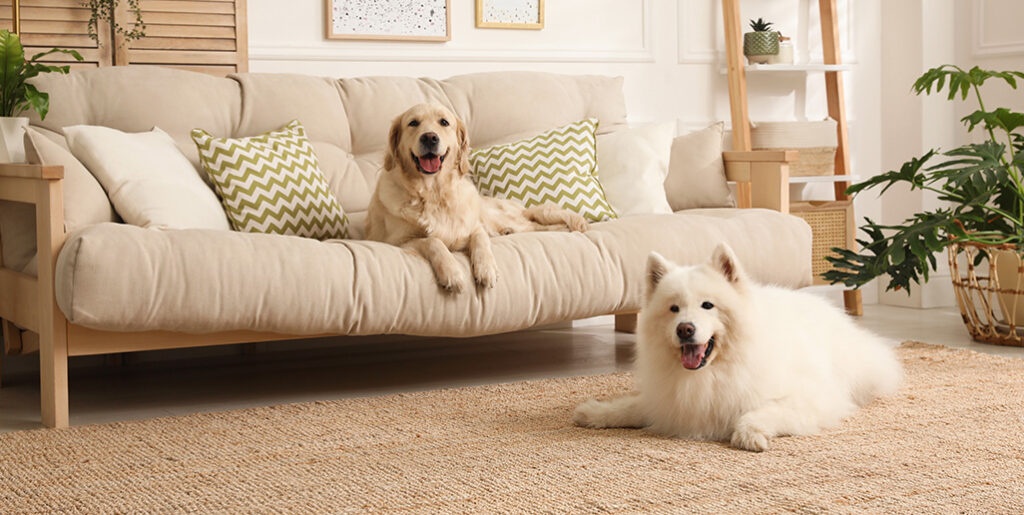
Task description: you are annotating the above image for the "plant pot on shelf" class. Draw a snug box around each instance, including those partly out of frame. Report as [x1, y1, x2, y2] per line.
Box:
[743, 31, 779, 64]
[0, 117, 29, 163]
[949, 242, 1024, 346]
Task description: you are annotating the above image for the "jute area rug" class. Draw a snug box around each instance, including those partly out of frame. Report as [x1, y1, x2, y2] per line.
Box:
[2, 341, 1023, 513]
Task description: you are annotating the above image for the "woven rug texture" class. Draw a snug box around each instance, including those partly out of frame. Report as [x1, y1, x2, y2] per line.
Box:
[1, 341, 1023, 513]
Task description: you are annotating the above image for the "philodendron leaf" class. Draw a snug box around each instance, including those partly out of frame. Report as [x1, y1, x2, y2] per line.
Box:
[23, 83, 49, 120]
[0, 30, 26, 117]
[29, 47, 84, 64]
[961, 108, 1024, 133]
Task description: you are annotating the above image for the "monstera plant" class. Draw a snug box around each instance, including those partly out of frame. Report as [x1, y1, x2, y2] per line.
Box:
[0, 30, 82, 161]
[824, 65, 1024, 294]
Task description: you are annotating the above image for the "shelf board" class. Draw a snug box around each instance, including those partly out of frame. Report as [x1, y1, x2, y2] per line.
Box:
[789, 174, 856, 184]
[721, 63, 852, 74]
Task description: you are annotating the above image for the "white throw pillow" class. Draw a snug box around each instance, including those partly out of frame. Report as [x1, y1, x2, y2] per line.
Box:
[64, 125, 230, 230]
[596, 122, 675, 216]
[664, 122, 735, 211]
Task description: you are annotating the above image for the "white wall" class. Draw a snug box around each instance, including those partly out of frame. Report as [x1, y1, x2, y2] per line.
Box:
[248, 0, 883, 301]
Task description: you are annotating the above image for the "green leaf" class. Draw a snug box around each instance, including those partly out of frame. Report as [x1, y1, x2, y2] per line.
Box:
[23, 83, 49, 120]
[29, 47, 84, 64]
[0, 30, 26, 117]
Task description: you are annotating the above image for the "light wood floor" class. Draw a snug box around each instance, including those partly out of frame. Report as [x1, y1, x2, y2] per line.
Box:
[1, 304, 1022, 432]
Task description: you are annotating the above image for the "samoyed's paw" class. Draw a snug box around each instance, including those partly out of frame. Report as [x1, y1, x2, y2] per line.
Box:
[573, 399, 611, 428]
[730, 426, 770, 452]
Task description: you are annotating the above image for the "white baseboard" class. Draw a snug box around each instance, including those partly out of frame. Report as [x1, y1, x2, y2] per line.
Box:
[877, 274, 955, 308]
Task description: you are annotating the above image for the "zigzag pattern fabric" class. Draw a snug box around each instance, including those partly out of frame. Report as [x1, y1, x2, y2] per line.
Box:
[470, 118, 617, 222]
[192, 120, 349, 240]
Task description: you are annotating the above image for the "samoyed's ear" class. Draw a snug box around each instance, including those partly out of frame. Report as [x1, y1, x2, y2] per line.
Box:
[711, 243, 746, 285]
[647, 252, 672, 293]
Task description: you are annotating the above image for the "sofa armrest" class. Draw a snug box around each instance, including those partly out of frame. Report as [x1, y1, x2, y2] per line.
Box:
[722, 150, 795, 213]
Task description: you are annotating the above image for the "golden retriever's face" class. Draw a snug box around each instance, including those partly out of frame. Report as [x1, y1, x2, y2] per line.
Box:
[385, 103, 469, 181]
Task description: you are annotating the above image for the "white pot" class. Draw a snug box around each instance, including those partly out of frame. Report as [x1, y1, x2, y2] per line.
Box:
[992, 248, 1024, 326]
[0, 117, 29, 163]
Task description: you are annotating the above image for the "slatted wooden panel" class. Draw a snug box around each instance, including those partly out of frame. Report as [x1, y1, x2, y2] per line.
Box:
[0, 0, 246, 76]
[0, 0, 110, 68]
[123, 0, 247, 75]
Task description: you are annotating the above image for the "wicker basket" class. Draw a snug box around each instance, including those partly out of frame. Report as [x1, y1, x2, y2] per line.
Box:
[751, 120, 838, 177]
[790, 201, 854, 284]
[949, 241, 1024, 346]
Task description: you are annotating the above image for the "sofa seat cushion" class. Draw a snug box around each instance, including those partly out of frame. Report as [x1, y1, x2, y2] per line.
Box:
[55, 209, 811, 336]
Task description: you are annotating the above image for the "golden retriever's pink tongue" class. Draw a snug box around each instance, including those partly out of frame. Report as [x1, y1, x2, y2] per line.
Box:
[418, 155, 442, 173]
[681, 344, 707, 369]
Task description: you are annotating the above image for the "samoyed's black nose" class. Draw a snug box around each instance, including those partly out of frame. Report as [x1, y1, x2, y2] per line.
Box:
[677, 322, 695, 340]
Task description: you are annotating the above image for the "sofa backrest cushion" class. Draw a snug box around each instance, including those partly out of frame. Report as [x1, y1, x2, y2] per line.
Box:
[25, 66, 628, 222]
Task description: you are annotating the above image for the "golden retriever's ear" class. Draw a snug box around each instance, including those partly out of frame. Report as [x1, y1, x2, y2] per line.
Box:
[456, 117, 471, 176]
[384, 114, 403, 171]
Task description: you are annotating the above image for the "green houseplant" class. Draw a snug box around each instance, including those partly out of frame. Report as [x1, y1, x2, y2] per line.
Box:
[743, 18, 779, 64]
[82, 0, 146, 65]
[0, 30, 83, 162]
[825, 65, 1024, 343]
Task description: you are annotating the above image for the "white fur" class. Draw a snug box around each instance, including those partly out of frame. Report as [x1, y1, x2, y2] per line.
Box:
[574, 244, 902, 452]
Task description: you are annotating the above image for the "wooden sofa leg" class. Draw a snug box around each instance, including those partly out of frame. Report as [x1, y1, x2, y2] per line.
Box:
[843, 289, 863, 317]
[614, 313, 638, 334]
[37, 178, 69, 428]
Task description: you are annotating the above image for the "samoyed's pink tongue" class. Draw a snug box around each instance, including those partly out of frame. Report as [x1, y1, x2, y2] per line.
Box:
[418, 155, 441, 173]
[681, 344, 707, 369]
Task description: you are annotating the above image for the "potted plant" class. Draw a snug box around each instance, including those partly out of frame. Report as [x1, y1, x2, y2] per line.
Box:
[82, 0, 146, 65]
[825, 65, 1024, 345]
[0, 30, 83, 163]
[744, 18, 779, 65]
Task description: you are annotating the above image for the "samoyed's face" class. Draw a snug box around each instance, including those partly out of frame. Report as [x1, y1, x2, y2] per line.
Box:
[642, 246, 747, 370]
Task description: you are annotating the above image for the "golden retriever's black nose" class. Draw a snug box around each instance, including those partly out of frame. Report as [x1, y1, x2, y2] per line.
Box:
[677, 322, 695, 340]
[420, 132, 440, 148]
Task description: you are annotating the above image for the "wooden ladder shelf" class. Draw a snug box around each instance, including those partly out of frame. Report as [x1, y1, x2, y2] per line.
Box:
[721, 0, 862, 316]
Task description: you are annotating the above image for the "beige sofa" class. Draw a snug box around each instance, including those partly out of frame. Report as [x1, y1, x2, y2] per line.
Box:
[0, 67, 810, 427]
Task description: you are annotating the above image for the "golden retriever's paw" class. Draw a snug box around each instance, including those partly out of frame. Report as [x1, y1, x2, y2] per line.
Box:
[472, 260, 498, 289]
[730, 426, 771, 452]
[565, 214, 589, 232]
[436, 265, 468, 294]
[572, 399, 610, 428]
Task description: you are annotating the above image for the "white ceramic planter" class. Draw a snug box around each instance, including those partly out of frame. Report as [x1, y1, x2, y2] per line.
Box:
[0, 116, 29, 163]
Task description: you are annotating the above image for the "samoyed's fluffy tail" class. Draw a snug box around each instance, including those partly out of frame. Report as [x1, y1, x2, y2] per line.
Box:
[847, 332, 903, 407]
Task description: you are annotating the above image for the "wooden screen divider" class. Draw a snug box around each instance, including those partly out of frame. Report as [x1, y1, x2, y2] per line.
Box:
[0, 0, 247, 76]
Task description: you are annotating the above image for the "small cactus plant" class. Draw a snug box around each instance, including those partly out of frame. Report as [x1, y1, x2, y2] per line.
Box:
[749, 18, 774, 32]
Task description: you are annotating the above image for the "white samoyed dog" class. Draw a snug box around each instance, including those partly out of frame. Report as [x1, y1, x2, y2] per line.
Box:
[573, 243, 902, 451]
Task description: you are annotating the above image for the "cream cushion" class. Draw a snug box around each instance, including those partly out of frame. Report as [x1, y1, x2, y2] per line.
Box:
[64, 125, 230, 230]
[596, 122, 675, 216]
[0, 128, 117, 274]
[664, 123, 735, 211]
[55, 209, 812, 334]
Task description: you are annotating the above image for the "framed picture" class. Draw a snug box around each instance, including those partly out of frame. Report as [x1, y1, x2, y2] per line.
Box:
[475, 0, 544, 30]
[325, 0, 451, 41]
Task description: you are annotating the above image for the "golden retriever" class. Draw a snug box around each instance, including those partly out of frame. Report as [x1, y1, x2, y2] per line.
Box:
[365, 103, 589, 293]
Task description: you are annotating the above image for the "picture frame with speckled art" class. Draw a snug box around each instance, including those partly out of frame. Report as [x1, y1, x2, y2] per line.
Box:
[475, 0, 544, 30]
[325, 0, 451, 41]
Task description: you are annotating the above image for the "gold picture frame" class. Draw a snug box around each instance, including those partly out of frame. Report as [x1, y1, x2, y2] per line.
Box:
[475, 0, 544, 30]
[325, 0, 452, 42]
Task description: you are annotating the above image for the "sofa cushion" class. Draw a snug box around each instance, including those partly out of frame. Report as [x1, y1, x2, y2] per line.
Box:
[596, 122, 675, 216]
[64, 125, 230, 230]
[471, 119, 616, 222]
[55, 209, 812, 335]
[193, 120, 350, 239]
[665, 123, 735, 211]
[28, 66, 241, 170]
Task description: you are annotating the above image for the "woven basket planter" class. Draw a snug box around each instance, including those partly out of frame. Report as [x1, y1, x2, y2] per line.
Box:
[949, 241, 1024, 346]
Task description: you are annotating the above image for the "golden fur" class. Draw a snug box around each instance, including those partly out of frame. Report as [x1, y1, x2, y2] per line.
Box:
[365, 103, 589, 293]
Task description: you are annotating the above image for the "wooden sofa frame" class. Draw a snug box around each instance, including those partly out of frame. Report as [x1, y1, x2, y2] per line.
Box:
[0, 150, 793, 428]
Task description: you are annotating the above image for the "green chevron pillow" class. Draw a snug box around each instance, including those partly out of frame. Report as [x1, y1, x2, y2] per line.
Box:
[191, 120, 349, 240]
[470, 118, 617, 222]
